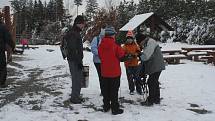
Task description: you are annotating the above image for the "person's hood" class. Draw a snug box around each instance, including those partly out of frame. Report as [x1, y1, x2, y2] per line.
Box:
[100, 37, 115, 50]
[99, 28, 105, 37]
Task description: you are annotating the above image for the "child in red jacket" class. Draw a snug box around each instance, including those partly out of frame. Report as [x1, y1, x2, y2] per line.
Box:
[98, 26, 125, 115]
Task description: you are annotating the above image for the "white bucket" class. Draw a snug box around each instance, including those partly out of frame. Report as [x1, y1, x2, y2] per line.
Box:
[82, 66, 89, 88]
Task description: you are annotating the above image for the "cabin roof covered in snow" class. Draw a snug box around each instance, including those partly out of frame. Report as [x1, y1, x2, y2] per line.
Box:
[119, 12, 173, 31]
[120, 12, 154, 31]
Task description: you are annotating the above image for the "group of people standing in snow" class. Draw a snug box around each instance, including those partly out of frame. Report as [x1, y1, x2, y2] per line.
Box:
[61, 15, 165, 115]
[1, 14, 165, 115]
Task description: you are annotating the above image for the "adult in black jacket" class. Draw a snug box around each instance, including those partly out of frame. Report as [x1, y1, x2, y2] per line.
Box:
[0, 20, 15, 88]
[64, 15, 86, 104]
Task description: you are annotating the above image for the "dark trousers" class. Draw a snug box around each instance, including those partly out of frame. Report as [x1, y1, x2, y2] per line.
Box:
[147, 71, 161, 103]
[125, 66, 142, 93]
[0, 52, 7, 85]
[67, 60, 83, 99]
[94, 63, 104, 95]
[102, 76, 120, 111]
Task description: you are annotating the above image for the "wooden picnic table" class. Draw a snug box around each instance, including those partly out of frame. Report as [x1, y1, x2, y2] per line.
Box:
[207, 51, 215, 65]
[181, 46, 215, 62]
[162, 49, 182, 55]
[163, 54, 187, 64]
[16, 45, 39, 49]
[186, 51, 208, 61]
[161, 49, 187, 64]
[181, 46, 215, 52]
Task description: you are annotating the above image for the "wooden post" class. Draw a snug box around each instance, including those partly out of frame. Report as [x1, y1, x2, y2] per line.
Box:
[150, 16, 155, 33]
[12, 15, 16, 46]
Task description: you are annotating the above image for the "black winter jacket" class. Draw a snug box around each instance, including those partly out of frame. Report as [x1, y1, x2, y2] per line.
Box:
[0, 23, 15, 52]
[64, 25, 83, 63]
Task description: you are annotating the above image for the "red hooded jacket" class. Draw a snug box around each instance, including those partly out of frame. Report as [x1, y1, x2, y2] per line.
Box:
[98, 36, 125, 78]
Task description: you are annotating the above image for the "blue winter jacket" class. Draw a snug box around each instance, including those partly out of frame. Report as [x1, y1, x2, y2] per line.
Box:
[91, 35, 102, 63]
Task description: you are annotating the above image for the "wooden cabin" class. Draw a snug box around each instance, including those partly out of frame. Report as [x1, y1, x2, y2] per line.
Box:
[120, 12, 173, 39]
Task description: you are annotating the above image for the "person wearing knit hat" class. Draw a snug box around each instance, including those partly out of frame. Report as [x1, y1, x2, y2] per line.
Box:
[104, 26, 116, 36]
[98, 25, 125, 115]
[126, 30, 134, 38]
[122, 31, 142, 95]
[135, 33, 147, 44]
[63, 15, 86, 104]
[125, 30, 135, 44]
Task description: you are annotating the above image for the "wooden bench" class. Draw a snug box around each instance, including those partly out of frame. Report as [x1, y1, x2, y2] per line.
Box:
[199, 56, 214, 63]
[186, 51, 208, 61]
[181, 46, 215, 62]
[181, 46, 215, 53]
[16, 45, 39, 49]
[13, 48, 24, 54]
[163, 54, 187, 64]
[207, 51, 215, 65]
[162, 49, 182, 55]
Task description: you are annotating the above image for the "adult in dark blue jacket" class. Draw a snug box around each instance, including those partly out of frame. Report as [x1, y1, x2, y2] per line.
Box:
[0, 20, 15, 88]
[64, 15, 86, 104]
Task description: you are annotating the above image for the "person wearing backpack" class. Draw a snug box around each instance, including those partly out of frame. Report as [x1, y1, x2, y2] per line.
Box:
[90, 27, 105, 96]
[63, 15, 86, 104]
[136, 33, 165, 106]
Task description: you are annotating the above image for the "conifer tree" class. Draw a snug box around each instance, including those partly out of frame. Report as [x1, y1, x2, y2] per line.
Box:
[11, 0, 28, 34]
[85, 0, 98, 21]
[74, 0, 83, 15]
[47, 0, 56, 22]
[55, 0, 65, 21]
[26, 0, 34, 31]
[38, 0, 44, 22]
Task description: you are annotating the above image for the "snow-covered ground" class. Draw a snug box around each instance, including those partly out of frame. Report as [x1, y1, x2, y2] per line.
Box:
[0, 43, 215, 121]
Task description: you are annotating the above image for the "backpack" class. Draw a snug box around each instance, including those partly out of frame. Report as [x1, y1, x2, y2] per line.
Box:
[96, 36, 100, 46]
[60, 28, 69, 59]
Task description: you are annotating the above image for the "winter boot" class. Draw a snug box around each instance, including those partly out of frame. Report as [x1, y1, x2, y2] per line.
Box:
[129, 91, 134, 95]
[103, 105, 111, 112]
[140, 98, 153, 106]
[70, 97, 82, 104]
[0, 82, 7, 88]
[112, 108, 124, 115]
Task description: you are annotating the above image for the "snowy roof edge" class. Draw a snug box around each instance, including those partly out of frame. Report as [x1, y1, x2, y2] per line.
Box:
[119, 12, 154, 31]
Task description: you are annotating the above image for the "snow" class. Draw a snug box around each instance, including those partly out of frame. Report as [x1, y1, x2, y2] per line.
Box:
[120, 12, 154, 31]
[163, 54, 186, 58]
[1, 43, 215, 121]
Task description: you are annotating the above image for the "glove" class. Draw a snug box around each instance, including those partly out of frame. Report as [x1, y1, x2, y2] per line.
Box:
[126, 53, 136, 60]
[78, 62, 83, 69]
[139, 54, 145, 61]
[120, 54, 135, 62]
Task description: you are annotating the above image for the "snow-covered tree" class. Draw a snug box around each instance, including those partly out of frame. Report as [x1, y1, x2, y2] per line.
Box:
[85, 0, 98, 21]
[74, 0, 83, 15]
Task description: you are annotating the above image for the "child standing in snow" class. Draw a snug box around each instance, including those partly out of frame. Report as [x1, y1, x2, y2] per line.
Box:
[98, 26, 125, 115]
[122, 30, 142, 95]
